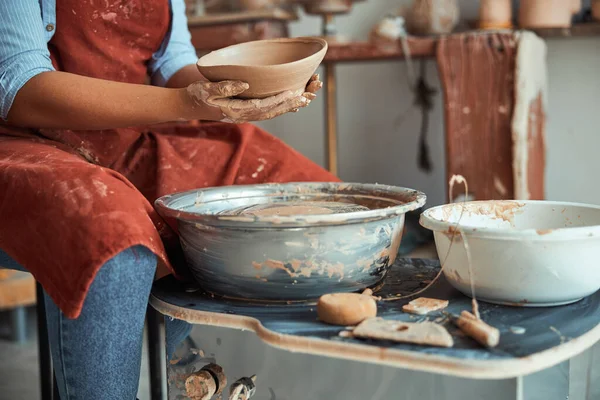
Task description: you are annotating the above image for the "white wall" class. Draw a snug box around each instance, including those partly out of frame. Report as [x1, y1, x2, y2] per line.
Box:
[256, 1, 600, 207]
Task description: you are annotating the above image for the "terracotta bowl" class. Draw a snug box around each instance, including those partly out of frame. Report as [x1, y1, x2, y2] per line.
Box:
[196, 37, 328, 99]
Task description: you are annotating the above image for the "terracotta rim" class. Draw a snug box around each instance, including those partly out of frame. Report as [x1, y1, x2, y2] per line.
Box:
[197, 37, 328, 69]
[420, 200, 600, 240]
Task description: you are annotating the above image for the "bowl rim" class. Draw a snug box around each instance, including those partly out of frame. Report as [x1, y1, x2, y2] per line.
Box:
[419, 200, 600, 240]
[196, 37, 328, 69]
[155, 182, 426, 228]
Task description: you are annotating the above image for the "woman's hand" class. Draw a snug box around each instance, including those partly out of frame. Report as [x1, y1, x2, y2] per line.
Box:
[185, 74, 323, 123]
[8, 70, 322, 130]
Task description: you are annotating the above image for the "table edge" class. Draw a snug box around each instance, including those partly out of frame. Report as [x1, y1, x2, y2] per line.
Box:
[150, 295, 600, 380]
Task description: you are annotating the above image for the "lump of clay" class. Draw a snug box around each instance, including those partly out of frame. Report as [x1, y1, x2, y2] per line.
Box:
[402, 297, 449, 315]
[353, 318, 454, 348]
[317, 293, 377, 326]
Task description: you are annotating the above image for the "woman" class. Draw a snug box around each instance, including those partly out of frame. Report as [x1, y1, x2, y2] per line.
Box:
[0, 0, 338, 398]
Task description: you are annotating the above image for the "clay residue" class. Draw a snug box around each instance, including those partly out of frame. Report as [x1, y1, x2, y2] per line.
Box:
[536, 229, 553, 235]
[510, 326, 526, 335]
[449, 269, 462, 283]
[353, 318, 454, 348]
[549, 326, 567, 344]
[245, 204, 334, 217]
[326, 262, 345, 278]
[290, 259, 302, 272]
[441, 201, 525, 225]
[255, 258, 347, 280]
[264, 259, 287, 272]
[402, 298, 449, 315]
[356, 256, 379, 273]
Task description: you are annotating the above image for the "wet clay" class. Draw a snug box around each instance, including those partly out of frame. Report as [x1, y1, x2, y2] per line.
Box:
[244, 205, 335, 217]
[454, 311, 500, 348]
[224, 200, 370, 217]
[402, 297, 449, 315]
[317, 293, 377, 326]
[353, 318, 454, 348]
[197, 37, 328, 99]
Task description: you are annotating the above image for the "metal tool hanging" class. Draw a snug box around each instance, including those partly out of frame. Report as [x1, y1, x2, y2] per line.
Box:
[396, 19, 438, 174]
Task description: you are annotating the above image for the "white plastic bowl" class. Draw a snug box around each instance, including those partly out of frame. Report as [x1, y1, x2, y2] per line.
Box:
[420, 200, 600, 306]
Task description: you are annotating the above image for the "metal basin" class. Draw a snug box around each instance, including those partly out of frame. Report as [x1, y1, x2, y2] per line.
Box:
[155, 182, 426, 301]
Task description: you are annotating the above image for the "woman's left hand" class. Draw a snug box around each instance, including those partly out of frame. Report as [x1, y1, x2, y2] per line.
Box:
[185, 74, 322, 123]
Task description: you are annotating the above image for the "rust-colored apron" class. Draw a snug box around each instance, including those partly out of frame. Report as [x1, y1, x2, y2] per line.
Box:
[0, 0, 337, 318]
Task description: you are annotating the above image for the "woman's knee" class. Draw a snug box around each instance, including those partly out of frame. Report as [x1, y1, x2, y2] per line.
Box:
[44, 245, 157, 400]
[88, 245, 158, 306]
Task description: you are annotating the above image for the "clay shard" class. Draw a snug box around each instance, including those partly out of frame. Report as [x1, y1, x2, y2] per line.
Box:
[454, 310, 500, 348]
[353, 318, 454, 348]
[402, 297, 449, 315]
[317, 293, 377, 326]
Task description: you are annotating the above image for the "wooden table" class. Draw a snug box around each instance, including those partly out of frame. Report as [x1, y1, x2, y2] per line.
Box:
[0, 269, 35, 343]
[150, 258, 600, 399]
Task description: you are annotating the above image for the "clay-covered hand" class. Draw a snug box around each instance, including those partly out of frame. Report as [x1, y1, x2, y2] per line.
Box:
[186, 74, 322, 123]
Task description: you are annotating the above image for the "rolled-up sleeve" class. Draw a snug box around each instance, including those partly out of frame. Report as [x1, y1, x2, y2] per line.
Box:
[148, 0, 198, 87]
[0, 0, 56, 120]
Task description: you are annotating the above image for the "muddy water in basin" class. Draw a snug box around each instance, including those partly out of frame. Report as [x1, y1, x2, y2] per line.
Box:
[219, 201, 371, 217]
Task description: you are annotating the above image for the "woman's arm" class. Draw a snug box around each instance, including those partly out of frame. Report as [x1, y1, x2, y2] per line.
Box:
[7, 71, 221, 129]
[8, 70, 321, 129]
[165, 65, 208, 89]
[2, 0, 320, 130]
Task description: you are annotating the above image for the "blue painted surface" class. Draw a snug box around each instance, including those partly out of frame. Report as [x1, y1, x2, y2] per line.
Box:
[152, 258, 600, 361]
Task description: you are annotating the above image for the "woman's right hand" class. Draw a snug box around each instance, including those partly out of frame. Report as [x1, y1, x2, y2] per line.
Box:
[184, 74, 322, 123]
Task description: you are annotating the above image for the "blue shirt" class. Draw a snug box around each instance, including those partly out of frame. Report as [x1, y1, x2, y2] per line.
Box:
[0, 0, 198, 120]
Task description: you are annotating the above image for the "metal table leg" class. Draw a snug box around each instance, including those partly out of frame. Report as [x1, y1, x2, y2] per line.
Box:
[147, 305, 167, 400]
[322, 14, 338, 176]
[569, 341, 600, 400]
[324, 62, 338, 176]
[10, 306, 27, 343]
[36, 282, 54, 400]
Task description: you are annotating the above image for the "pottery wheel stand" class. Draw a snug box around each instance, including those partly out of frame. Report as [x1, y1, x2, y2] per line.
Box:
[150, 258, 600, 400]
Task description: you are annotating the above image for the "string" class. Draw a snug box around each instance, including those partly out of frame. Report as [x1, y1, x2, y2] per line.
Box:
[383, 174, 470, 304]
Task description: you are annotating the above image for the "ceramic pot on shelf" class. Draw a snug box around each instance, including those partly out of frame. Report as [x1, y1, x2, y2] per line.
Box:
[479, 0, 513, 29]
[301, 0, 354, 15]
[237, 0, 277, 11]
[370, 15, 407, 52]
[518, 0, 581, 28]
[401, 0, 460, 36]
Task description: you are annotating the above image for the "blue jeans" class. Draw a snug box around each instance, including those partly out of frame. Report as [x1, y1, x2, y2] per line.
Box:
[0, 246, 192, 400]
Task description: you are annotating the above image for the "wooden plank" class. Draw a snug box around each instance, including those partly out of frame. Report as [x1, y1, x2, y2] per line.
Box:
[526, 95, 545, 200]
[0, 269, 17, 281]
[187, 8, 298, 27]
[324, 37, 437, 63]
[437, 32, 518, 201]
[530, 22, 600, 38]
[0, 270, 36, 310]
[463, 22, 600, 38]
